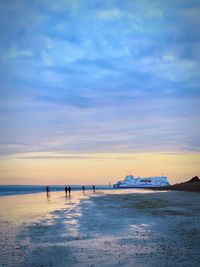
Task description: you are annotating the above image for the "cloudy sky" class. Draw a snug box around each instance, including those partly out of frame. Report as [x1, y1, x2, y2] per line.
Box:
[0, 0, 200, 184]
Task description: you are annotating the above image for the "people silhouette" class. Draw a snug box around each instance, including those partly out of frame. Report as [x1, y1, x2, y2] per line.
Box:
[65, 186, 68, 196]
[68, 186, 71, 196]
[46, 186, 50, 196]
[82, 185, 85, 192]
[92, 185, 95, 192]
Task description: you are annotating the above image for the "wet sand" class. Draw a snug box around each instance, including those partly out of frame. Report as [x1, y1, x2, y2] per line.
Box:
[0, 190, 200, 267]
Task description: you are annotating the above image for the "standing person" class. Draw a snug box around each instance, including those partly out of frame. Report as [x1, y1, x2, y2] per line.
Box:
[68, 186, 71, 196]
[65, 186, 68, 196]
[92, 185, 95, 192]
[46, 186, 50, 196]
[82, 185, 85, 192]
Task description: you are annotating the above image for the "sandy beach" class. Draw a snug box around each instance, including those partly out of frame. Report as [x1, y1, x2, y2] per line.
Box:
[0, 189, 200, 267]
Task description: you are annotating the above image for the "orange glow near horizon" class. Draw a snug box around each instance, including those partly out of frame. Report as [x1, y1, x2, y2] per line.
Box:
[0, 152, 199, 185]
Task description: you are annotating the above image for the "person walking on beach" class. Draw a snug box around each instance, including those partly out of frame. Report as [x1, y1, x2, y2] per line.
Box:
[46, 186, 50, 196]
[65, 186, 68, 196]
[68, 186, 71, 196]
[82, 185, 85, 192]
[93, 185, 95, 192]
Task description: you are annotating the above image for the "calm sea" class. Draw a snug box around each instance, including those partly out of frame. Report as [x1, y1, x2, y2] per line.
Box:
[0, 185, 112, 196]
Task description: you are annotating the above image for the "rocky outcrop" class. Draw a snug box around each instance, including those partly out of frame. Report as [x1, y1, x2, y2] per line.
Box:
[185, 176, 200, 183]
[156, 176, 200, 192]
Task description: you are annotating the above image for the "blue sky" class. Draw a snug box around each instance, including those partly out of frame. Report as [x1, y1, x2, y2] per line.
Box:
[0, 0, 200, 157]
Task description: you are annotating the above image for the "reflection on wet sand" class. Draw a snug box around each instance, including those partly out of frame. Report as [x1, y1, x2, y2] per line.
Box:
[0, 190, 200, 267]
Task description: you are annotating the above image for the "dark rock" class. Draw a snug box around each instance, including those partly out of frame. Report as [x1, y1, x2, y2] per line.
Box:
[154, 176, 200, 192]
[185, 176, 200, 183]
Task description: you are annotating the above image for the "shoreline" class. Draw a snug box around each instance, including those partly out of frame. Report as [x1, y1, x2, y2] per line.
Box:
[1, 185, 200, 198]
[1, 177, 200, 197]
[0, 185, 113, 197]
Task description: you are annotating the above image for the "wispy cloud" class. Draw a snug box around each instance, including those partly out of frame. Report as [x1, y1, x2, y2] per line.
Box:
[97, 9, 123, 20]
[0, 0, 199, 158]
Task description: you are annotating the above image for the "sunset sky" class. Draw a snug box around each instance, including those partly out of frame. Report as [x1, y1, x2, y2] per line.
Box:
[0, 0, 200, 185]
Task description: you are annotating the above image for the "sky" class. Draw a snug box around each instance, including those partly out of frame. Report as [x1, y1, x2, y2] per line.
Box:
[0, 0, 200, 185]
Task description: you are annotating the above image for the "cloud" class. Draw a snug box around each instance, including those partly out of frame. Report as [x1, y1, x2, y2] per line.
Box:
[97, 9, 123, 20]
[0, 0, 200, 157]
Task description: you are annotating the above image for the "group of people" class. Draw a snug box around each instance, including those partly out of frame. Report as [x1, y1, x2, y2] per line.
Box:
[82, 185, 95, 192]
[46, 185, 96, 196]
[65, 186, 71, 196]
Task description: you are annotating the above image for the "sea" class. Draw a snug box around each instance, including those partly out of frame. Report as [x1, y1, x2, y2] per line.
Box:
[0, 185, 111, 196]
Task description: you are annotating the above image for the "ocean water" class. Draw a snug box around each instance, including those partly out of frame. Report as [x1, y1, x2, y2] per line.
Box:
[0, 185, 111, 196]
